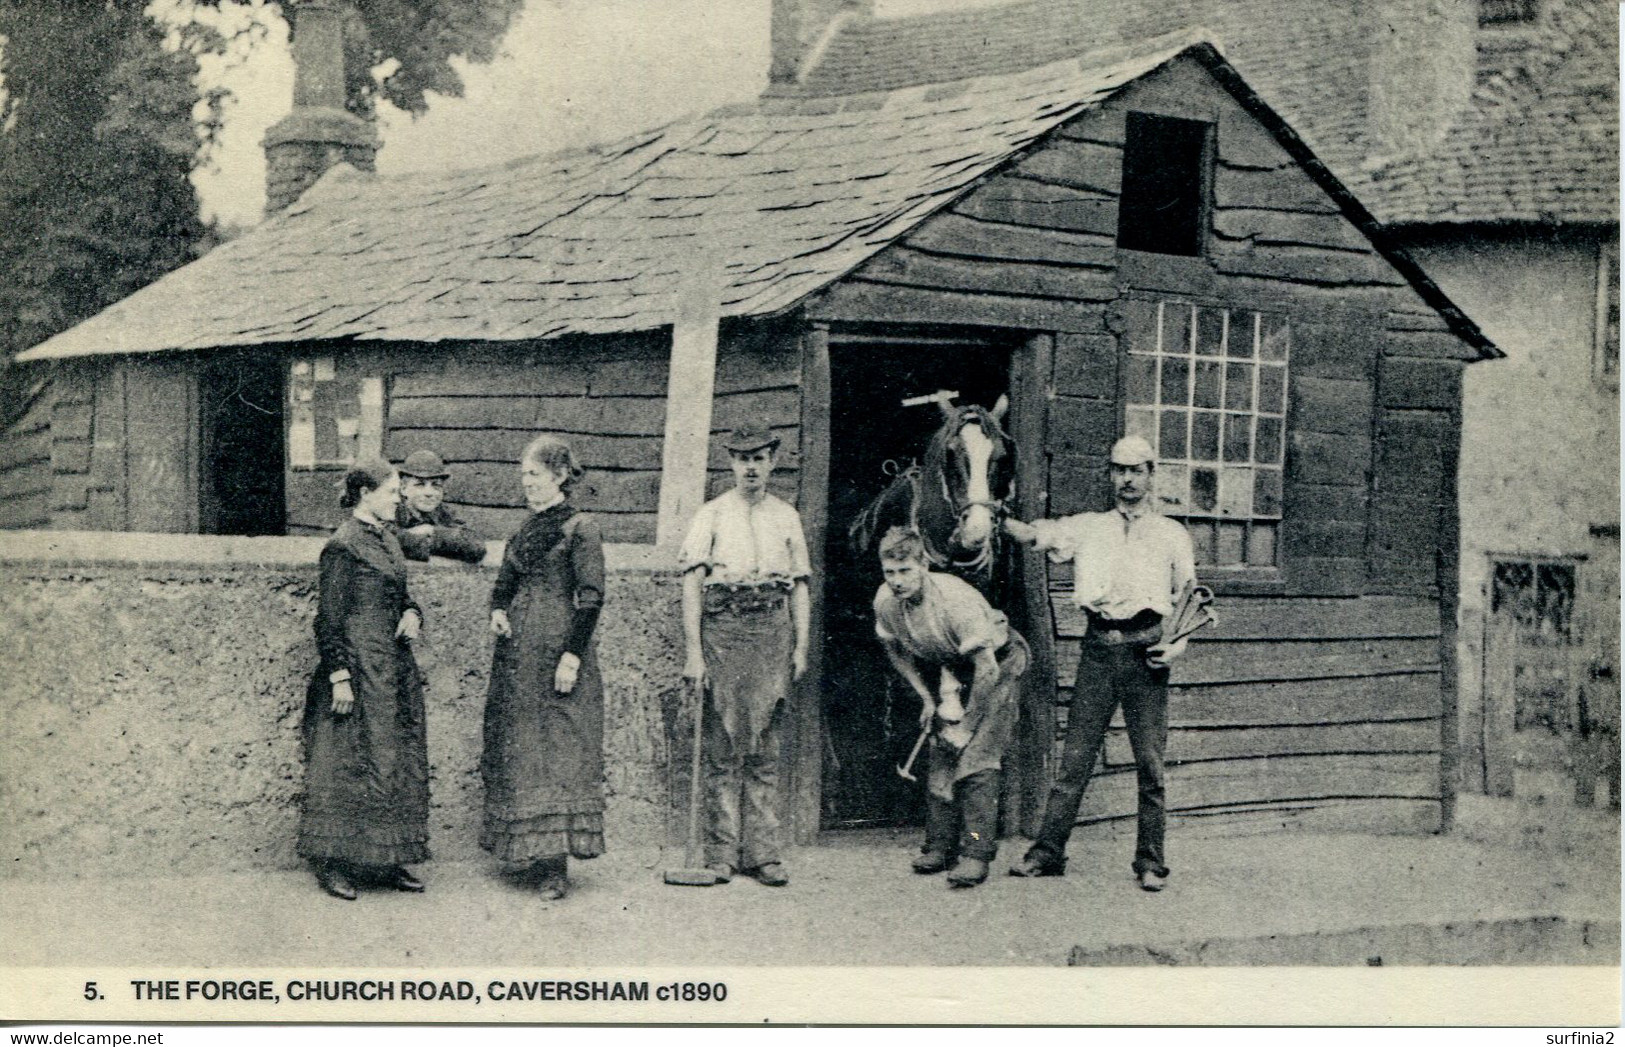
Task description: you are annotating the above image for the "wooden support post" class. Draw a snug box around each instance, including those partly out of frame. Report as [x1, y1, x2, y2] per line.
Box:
[1006, 332, 1058, 838]
[655, 260, 723, 550]
[1435, 371, 1463, 832]
[791, 321, 831, 843]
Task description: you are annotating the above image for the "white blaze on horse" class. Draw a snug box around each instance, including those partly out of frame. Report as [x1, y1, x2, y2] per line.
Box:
[848, 391, 1017, 596]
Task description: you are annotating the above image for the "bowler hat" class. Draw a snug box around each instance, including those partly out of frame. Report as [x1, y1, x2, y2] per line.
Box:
[722, 424, 780, 454]
[399, 449, 452, 479]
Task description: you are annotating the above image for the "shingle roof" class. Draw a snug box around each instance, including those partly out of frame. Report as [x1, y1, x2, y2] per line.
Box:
[18, 33, 1496, 363]
[780, 0, 1618, 227]
[20, 35, 1202, 362]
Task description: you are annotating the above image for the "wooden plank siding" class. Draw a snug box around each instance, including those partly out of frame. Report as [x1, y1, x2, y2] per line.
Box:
[310, 320, 806, 542]
[800, 55, 1466, 835]
[0, 376, 55, 530]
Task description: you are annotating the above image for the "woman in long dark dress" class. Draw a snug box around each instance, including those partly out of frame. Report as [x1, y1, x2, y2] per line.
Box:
[298, 459, 431, 900]
[483, 435, 607, 899]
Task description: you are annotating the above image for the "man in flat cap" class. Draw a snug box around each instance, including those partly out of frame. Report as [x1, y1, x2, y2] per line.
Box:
[1003, 434, 1196, 891]
[394, 449, 488, 564]
[678, 423, 810, 887]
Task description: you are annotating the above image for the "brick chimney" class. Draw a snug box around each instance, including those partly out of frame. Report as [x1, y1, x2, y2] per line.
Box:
[769, 0, 874, 84]
[262, 0, 378, 216]
[1364, 0, 1476, 166]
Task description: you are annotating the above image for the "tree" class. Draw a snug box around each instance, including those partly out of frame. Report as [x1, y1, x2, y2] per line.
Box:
[0, 0, 524, 425]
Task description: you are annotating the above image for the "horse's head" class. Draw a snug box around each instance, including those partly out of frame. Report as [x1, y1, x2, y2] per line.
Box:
[932, 394, 1014, 556]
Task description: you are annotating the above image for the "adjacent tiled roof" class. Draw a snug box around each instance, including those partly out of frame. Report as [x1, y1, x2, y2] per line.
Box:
[1359, 0, 1619, 224]
[21, 35, 1203, 361]
[780, 0, 1618, 226]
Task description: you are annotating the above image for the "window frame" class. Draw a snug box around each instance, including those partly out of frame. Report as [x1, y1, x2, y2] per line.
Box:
[1115, 110, 1216, 261]
[1595, 234, 1618, 390]
[1114, 294, 1290, 588]
[287, 356, 386, 472]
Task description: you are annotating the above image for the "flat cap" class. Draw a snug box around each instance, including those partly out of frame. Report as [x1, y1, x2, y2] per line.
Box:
[722, 424, 781, 454]
[1109, 435, 1157, 467]
[398, 449, 451, 479]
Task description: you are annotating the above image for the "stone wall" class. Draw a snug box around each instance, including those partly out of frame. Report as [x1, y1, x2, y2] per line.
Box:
[0, 532, 684, 879]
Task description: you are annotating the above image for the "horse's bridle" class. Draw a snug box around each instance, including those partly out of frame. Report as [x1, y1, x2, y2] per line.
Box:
[933, 409, 1015, 577]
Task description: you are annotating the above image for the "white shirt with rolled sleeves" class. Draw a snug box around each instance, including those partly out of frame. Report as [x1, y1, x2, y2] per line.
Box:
[1032, 508, 1197, 621]
[678, 487, 811, 586]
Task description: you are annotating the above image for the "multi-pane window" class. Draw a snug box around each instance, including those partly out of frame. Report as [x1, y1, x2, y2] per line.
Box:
[1478, 0, 1539, 26]
[1491, 557, 1580, 734]
[1123, 301, 1288, 568]
[287, 357, 384, 469]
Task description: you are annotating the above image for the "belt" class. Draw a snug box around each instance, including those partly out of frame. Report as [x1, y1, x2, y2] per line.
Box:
[1085, 610, 1163, 646]
[706, 581, 793, 593]
[703, 584, 789, 615]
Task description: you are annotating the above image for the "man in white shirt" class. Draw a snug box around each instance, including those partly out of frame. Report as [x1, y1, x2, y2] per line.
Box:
[1003, 435, 1196, 891]
[679, 424, 811, 887]
[872, 527, 1029, 888]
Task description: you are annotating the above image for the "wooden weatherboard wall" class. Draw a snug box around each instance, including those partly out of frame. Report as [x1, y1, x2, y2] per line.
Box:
[279, 317, 804, 541]
[13, 356, 202, 534]
[808, 54, 1470, 834]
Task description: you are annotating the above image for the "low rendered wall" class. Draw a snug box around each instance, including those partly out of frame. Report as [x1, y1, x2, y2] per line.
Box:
[0, 531, 684, 878]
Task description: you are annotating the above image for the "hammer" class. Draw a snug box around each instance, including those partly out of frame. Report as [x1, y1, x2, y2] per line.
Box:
[896, 727, 929, 782]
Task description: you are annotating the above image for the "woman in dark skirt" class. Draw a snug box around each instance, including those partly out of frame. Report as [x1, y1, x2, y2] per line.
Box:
[298, 458, 431, 900]
[483, 435, 607, 899]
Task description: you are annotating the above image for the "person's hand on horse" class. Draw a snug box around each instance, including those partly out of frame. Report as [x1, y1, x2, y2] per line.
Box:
[1003, 517, 1038, 545]
[1145, 635, 1188, 669]
[791, 644, 808, 682]
[395, 608, 421, 641]
[490, 609, 512, 638]
[408, 523, 435, 537]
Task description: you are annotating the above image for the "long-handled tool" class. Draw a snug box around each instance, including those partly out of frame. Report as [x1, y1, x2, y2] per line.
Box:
[664, 680, 723, 887]
[896, 727, 929, 782]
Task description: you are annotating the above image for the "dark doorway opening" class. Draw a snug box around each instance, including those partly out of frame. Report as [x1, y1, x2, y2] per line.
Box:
[199, 353, 287, 536]
[821, 330, 1012, 830]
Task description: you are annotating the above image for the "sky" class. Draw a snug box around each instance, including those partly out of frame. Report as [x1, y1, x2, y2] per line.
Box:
[191, 0, 1014, 228]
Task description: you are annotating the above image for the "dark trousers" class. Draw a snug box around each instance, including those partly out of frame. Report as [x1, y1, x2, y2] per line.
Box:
[1029, 637, 1170, 876]
[923, 769, 1001, 862]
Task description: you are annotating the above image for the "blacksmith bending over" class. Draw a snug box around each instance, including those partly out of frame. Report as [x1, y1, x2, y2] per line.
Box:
[1004, 435, 1196, 892]
[679, 424, 810, 887]
[873, 526, 1029, 888]
[394, 449, 488, 564]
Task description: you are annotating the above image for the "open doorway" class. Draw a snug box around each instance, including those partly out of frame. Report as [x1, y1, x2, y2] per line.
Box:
[821, 330, 1012, 829]
[198, 352, 286, 536]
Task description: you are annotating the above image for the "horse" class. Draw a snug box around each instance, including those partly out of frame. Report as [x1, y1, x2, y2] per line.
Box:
[847, 393, 1017, 600]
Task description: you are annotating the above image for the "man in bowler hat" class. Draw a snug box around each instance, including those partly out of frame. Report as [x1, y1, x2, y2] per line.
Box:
[395, 449, 488, 564]
[678, 423, 811, 887]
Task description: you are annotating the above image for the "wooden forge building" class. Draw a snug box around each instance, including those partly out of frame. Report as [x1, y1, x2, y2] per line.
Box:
[3, 28, 1497, 840]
